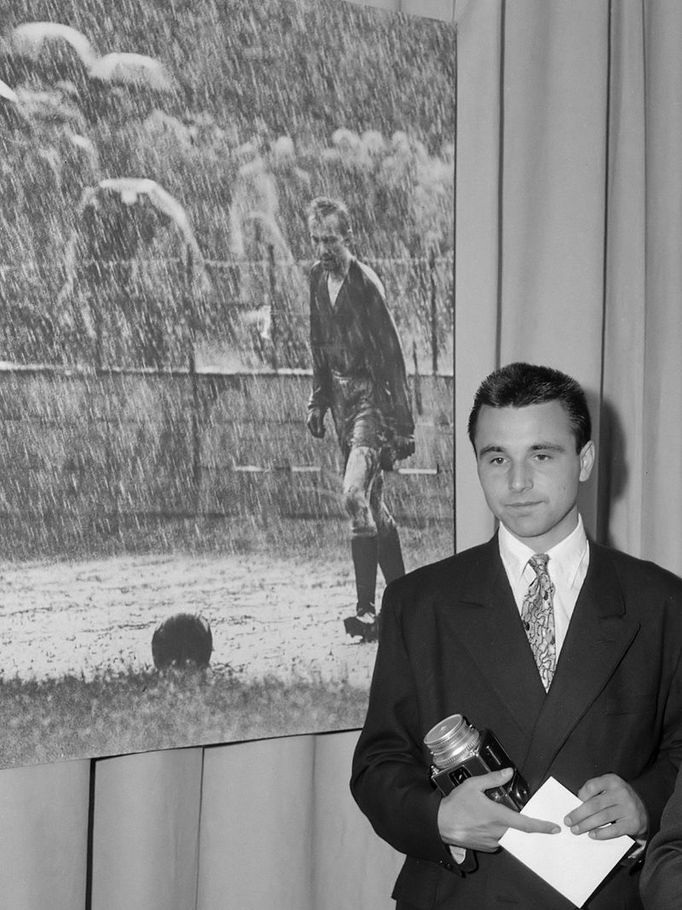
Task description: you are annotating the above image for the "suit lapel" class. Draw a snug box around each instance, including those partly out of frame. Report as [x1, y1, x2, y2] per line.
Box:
[454, 538, 547, 738]
[521, 544, 641, 787]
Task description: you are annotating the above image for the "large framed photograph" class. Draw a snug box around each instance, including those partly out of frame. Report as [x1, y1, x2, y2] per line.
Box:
[0, 0, 455, 767]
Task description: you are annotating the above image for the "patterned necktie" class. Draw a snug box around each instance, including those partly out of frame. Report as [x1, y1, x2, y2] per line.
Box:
[521, 554, 556, 691]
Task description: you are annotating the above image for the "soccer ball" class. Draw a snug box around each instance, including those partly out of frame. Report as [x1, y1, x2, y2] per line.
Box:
[151, 613, 213, 670]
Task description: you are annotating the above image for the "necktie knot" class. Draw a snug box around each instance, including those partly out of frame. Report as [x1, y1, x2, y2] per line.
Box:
[529, 553, 550, 576]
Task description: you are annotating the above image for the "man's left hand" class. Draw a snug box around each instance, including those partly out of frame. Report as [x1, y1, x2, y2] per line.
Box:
[564, 774, 648, 840]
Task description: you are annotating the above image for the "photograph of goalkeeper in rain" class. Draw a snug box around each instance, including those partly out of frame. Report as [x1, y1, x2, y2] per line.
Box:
[0, 0, 455, 768]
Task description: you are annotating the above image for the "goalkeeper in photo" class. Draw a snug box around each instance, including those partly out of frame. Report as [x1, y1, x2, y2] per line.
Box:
[305, 196, 415, 642]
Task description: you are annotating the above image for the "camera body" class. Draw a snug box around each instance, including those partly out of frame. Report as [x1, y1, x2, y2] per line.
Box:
[424, 714, 529, 811]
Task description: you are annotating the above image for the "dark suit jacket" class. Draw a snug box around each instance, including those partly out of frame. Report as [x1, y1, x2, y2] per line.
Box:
[639, 766, 682, 908]
[351, 537, 682, 910]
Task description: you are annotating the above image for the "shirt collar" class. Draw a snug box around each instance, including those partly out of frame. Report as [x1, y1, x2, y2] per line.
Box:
[498, 515, 589, 588]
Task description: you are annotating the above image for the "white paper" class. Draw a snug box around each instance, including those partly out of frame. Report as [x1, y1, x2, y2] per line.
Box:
[499, 777, 635, 908]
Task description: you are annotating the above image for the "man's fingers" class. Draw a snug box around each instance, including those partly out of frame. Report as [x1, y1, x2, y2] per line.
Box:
[437, 768, 560, 852]
[587, 821, 631, 840]
[482, 770, 560, 833]
[565, 792, 612, 828]
[569, 808, 618, 835]
[479, 769, 559, 834]
[476, 767, 514, 790]
[576, 774, 616, 803]
[564, 774, 647, 839]
[510, 812, 562, 835]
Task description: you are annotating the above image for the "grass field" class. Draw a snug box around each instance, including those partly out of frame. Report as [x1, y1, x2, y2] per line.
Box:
[0, 668, 369, 769]
[0, 516, 454, 768]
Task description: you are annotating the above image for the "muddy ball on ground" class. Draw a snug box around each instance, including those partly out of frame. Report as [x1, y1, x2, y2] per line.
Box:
[152, 613, 213, 669]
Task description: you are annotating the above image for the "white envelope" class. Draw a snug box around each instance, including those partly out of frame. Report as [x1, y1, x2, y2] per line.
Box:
[499, 777, 635, 908]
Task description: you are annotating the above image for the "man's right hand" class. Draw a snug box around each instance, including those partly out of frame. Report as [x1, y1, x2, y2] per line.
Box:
[307, 408, 326, 438]
[437, 768, 561, 853]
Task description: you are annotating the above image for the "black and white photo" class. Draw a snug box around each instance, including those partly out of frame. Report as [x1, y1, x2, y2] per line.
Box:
[0, 0, 455, 767]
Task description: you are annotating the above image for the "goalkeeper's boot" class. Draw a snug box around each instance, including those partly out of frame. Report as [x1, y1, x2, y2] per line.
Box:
[344, 537, 379, 642]
[343, 603, 380, 642]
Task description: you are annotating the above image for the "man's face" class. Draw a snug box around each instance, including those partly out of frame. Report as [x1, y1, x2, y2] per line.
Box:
[308, 213, 351, 276]
[474, 401, 595, 551]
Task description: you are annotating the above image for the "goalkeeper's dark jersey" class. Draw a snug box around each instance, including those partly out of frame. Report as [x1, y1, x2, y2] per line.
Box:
[308, 257, 414, 452]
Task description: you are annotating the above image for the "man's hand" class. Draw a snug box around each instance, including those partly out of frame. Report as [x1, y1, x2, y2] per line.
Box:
[307, 408, 326, 438]
[564, 774, 648, 840]
[437, 768, 560, 853]
[393, 434, 415, 460]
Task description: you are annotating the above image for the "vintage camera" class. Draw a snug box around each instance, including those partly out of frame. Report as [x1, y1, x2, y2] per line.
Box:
[423, 714, 529, 811]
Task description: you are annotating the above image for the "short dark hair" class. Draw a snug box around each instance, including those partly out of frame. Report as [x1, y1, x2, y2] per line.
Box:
[307, 196, 351, 237]
[467, 362, 592, 452]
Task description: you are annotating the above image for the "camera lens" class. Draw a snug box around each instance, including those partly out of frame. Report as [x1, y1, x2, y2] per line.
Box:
[424, 714, 480, 770]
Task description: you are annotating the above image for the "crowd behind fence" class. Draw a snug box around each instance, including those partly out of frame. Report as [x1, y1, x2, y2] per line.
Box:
[0, 250, 454, 375]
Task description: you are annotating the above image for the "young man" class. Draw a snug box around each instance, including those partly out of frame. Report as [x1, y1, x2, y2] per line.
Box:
[351, 362, 682, 909]
[306, 196, 415, 641]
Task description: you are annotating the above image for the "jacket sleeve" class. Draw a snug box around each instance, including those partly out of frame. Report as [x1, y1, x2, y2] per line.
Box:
[629, 617, 682, 836]
[350, 579, 463, 872]
[307, 268, 331, 415]
[639, 767, 682, 909]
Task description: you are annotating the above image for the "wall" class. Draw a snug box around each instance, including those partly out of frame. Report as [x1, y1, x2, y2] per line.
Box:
[0, 367, 453, 560]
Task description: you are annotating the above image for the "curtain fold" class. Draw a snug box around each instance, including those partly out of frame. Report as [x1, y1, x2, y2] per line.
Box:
[0, 760, 90, 909]
[496, 0, 610, 537]
[599, 0, 647, 553]
[640, 0, 682, 571]
[196, 737, 316, 909]
[309, 732, 403, 909]
[5, 2, 682, 909]
[194, 732, 402, 910]
[91, 748, 203, 910]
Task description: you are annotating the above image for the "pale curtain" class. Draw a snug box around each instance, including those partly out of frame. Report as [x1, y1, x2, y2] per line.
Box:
[3, 1, 682, 907]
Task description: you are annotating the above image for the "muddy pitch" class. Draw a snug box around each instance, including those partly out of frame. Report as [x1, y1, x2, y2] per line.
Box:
[0, 551, 380, 688]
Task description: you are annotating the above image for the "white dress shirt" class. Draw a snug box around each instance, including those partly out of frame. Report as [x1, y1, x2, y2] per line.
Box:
[498, 515, 590, 658]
